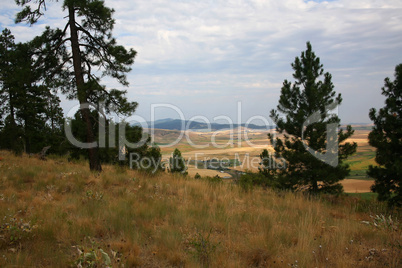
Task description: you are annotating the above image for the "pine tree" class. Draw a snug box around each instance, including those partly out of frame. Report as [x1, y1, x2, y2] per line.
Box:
[0, 28, 21, 153]
[0, 28, 65, 154]
[13, 43, 49, 153]
[266, 42, 356, 193]
[368, 64, 402, 207]
[169, 148, 188, 175]
[15, 0, 137, 171]
[67, 111, 162, 172]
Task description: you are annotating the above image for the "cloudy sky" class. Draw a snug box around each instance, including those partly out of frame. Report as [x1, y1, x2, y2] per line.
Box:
[1, 0, 401, 124]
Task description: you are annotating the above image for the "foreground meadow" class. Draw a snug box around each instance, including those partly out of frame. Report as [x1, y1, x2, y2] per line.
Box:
[0, 151, 400, 267]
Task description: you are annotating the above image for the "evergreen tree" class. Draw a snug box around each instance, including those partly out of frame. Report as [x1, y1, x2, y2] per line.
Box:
[258, 148, 283, 188]
[118, 122, 163, 174]
[0, 28, 65, 154]
[43, 91, 66, 155]
[13, 43, 49, 153]
[266, 42, 356, 193]
[15, 0, 137, 171]
[0, 28, 15, 120]
[368, 64, 402, 207]
[0, 28, 21, 153]
[137, 145, 164, 174]
[169, 148, 187, 175]
[68, 110, 162, 173]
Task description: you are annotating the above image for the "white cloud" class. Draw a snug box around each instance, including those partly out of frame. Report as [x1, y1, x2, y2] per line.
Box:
[1, 0, 401, 123]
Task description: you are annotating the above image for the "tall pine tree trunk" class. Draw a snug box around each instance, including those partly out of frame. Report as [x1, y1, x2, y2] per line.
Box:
[68, 6, 102, 171]
[8, 90, 20, 153]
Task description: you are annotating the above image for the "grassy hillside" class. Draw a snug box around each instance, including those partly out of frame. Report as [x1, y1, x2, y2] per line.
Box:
[0, 151, 400, 267]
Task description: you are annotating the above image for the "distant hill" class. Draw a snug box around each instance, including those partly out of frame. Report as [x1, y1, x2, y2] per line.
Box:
[137, 119, 372, 131]
[342, 123, 373, 131]
[141, 118, 273, 131]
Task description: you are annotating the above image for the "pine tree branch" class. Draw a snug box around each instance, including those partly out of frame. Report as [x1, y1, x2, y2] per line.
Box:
[75, 23, 122, 71]
[75, 23, 107, 49]
[78, 43, 108, 66]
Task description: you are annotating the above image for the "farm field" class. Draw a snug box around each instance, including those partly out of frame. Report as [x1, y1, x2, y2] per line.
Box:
[153, 127, 376, 193]
[0, 150, 400, 267]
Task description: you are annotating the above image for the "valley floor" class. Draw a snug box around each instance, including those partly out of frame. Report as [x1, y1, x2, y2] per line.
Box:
[157, 128, 376, 193]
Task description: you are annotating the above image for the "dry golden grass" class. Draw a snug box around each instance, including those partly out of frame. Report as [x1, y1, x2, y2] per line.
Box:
[0, 150, 400, 267]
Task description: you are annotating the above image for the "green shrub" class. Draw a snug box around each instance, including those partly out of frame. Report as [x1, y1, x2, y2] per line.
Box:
[239, 172, 274, 191]
[188, 229, 219, 267]
[203, 175, 222, 184]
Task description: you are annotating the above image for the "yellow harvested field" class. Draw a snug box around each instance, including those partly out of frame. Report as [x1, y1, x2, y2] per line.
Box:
[186, 166, 231, 178]
[157, 128, 377, 193]
[342, 179, 374, 193]
[181, 145, 271, 158]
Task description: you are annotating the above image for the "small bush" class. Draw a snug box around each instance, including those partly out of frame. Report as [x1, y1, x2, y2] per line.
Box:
[238, 172, 273, 191]
[0, 215, 37, 249]
[188, 229, 219, 267]
[72, 236, 125, 267]
[203, 175, 222, 184]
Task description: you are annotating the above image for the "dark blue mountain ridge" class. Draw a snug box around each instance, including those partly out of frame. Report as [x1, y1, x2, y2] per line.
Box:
[137, 118, 274, 131]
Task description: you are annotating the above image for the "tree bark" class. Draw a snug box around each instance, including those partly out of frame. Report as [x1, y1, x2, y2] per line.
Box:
[68, 6, 102, 171]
